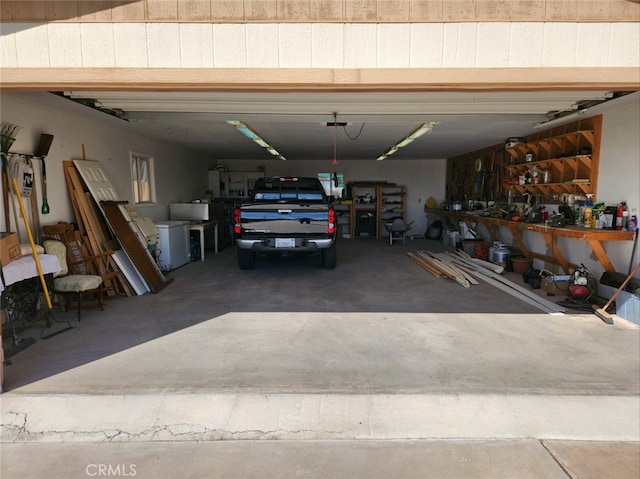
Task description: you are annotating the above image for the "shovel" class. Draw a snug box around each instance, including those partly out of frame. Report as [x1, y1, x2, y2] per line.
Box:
[40, 157, 50, 214]
[35, 133, 54, 214]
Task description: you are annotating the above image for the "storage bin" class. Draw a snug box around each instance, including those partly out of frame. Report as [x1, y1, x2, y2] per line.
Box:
[511, 256, 532, 275]
[463, 240, 489, 260]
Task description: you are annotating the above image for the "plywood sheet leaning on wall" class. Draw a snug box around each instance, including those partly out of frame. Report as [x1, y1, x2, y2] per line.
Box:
[62, 161, 133, 297]
[100, 200, 170, 294]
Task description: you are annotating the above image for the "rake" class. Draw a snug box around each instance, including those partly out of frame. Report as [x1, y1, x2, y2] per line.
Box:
[0, 121, 22, 152]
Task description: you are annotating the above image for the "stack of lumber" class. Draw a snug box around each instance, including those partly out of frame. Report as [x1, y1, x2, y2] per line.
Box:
[409, 249, 565, 314]
[407, 251, 477, 288]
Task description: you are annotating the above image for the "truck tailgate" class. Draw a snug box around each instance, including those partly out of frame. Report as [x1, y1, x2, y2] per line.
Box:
[240, 203, 329, 235]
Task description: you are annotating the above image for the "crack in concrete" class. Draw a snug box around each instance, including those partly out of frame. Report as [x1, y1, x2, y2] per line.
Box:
[1, 411, 28, 442]
[2, 410, 352, 443]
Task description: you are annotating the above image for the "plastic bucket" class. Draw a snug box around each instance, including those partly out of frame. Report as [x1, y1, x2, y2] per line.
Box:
[511, 257, 532, 275]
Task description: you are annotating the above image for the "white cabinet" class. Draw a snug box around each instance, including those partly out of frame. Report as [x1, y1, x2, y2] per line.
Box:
[219, 171, 264, 198]
[207, 169, 221, 197]
[225, 171, 247, 197]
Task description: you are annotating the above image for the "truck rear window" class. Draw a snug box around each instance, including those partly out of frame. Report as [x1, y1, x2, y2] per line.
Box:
[253, 179, 326, 201]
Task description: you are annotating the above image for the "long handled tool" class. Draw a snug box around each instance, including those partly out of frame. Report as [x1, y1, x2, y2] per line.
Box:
[1, 152, 10, 231]
[12, 178, 50, 307]
[40, 157, 50, 214]
[593, 262, 640, 324]
[35, 133, 54, 215]
[11, 178, 72, 338]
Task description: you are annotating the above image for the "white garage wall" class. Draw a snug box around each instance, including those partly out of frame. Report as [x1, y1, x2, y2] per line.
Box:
[598, 99, 640, 211]
[2, 22, 639, 69]
[0, 92, 211, 241]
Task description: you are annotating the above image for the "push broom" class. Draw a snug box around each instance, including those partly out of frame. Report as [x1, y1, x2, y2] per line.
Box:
[593, 261, 640, 325]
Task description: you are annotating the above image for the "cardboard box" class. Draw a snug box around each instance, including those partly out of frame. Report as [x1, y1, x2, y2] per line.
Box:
[0, 232, 21, 266]
[541, 276, 570, 296]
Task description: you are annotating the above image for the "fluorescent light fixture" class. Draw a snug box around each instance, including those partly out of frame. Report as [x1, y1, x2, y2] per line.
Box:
[227, 120, 286, 160]
[408, 123, 434, 139]
[533, 109, 589, 129]
[396, 138, 413, 148]
[376, 122, 437, 161]
[238, 127, 256, 140]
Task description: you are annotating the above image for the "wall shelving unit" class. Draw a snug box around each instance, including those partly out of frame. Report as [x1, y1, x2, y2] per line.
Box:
[349, 184, 407, 240]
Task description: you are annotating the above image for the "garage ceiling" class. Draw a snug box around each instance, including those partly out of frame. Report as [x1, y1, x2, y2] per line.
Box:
[62, 90, 631, 162]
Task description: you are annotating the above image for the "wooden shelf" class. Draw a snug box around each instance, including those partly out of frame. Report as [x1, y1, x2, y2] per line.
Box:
[505, 130, 595, 161]
[502, 119, 601, 200]
[350, 184, 407, 239]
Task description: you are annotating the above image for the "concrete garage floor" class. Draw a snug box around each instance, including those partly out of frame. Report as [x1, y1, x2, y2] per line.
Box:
[1, 238, 639, 478]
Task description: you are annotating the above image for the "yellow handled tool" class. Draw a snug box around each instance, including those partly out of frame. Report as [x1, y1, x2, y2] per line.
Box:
[11, 178, 52, 309]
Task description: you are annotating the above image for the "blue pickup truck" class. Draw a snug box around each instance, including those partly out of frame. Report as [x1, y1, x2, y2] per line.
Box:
[233, 177, 337, 269]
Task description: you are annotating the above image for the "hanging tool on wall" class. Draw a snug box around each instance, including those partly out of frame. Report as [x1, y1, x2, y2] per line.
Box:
[1, 152, 10, 231]
[35, 133, 54, 214]
[28, 162, 42, 244]
[7, 153, 33, 234]
[9, 153, 34, 197]
[0, 121, 23, 231]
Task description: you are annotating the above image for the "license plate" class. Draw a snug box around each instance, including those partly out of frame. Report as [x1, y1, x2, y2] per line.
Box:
[275, 238, 295, 248]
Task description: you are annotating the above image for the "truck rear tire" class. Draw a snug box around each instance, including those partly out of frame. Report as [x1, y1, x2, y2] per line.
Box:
[237, 248, 256, 269]
[321, 243, 337, 269]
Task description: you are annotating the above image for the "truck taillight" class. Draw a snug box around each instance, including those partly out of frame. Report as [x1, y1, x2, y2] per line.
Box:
[234, 208, 241, 234]
[328, 208, 335, 234]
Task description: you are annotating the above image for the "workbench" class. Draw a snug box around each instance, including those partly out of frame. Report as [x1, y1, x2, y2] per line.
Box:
[425, 209, 635, 273]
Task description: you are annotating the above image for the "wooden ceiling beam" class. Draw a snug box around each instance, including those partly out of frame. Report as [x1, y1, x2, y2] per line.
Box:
[2, 67, 639, 92]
